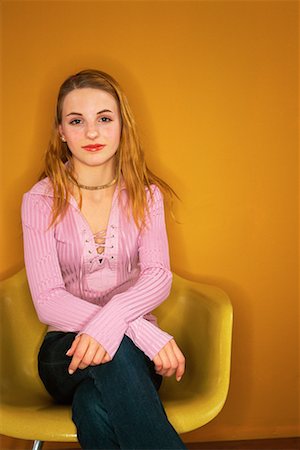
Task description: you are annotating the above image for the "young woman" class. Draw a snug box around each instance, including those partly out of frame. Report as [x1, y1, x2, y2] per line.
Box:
[21, 69, 187, 450]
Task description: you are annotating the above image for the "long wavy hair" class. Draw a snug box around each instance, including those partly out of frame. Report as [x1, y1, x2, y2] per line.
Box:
[41, 69, 177, 229]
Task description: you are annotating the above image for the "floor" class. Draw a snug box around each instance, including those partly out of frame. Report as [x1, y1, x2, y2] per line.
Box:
[0, 436, 299, 450]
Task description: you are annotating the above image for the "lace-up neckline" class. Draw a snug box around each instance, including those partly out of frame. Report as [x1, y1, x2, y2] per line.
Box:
[93, 229, 107, 255]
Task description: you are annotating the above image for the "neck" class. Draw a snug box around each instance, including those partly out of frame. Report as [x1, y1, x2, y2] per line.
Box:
[74, 177, 117, 191]
[72, 159, 116, 187]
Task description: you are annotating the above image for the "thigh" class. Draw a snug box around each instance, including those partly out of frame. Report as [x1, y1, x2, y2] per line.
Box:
[38, 331, 87, 403]
[38, 332, 162, 403]
[90, 336, 163, 395]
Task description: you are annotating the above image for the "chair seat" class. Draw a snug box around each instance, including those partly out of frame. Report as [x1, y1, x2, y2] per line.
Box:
[0, 389, 227, 441]
[1, 402, 77, 442]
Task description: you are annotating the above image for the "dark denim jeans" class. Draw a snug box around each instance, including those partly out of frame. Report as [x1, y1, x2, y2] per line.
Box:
[38, 332, 187, 450]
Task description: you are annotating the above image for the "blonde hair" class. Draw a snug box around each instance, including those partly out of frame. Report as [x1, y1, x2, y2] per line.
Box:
[41, 69, 177, 229]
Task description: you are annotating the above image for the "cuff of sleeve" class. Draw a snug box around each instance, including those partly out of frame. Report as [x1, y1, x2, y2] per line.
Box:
[127, 319, 173, 360]
[78, 313, 127, 359]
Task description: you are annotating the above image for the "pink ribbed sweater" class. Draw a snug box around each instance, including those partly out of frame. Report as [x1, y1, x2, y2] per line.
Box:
[21, 178, 173, 360]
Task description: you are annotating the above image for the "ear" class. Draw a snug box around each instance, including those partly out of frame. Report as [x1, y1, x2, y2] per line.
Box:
[58, 124, 67, 142]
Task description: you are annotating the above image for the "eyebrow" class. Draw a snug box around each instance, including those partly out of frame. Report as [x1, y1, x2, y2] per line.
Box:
[66, 109, 113, 117]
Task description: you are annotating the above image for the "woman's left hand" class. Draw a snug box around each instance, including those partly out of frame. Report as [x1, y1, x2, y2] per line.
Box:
[153, 338, 185, 382]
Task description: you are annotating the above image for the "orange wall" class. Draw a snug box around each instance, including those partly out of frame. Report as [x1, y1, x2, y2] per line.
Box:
[1, 0, 299, 442]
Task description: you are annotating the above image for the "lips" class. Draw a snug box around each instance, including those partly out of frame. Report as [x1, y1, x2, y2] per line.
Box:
[82, 144, 106, 152]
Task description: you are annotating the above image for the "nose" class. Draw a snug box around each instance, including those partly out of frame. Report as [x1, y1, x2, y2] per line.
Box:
[85, 123, 99, 140]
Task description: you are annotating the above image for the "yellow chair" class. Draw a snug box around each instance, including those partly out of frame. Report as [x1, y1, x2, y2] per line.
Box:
[0, 269, 233, 450]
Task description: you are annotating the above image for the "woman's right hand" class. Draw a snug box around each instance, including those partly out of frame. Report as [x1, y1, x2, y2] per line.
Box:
[153, 338, 185, 382]
[66, 333, 111, 374]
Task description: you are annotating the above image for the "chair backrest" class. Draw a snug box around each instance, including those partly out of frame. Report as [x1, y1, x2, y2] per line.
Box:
[0, 269, 48, 401]
[155, 274, 232, 402]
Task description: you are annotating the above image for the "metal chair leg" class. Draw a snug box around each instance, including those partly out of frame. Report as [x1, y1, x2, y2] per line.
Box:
[32, 440, 44, 450]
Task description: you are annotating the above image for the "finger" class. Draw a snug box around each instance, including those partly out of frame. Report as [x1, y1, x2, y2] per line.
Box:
[162, 342, 178, 378]
[154, 350, 167, 375]
[102, 352, 111, 363]
[78, 339, 100, 369]
[170, 339, 186, 381]
[91, 346, 107, 366]
[68, 335, 90, 374]
[156, 347, 171, 376]
[153, 354, 163, 373]
[66, 335, 81, 357]
[88, 350, 111, 366]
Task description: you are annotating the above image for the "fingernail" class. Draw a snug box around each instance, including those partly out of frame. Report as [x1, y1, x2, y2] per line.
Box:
[66, 350, 71, 356]
[176, 376, 182, 382]
[68, 369, 74, 375]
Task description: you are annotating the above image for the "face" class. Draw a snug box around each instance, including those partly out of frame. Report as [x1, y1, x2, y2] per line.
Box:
[58, 87, 121, 172]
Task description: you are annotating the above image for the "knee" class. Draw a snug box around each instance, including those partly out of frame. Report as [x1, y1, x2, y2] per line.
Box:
[96, 336, 152, 386]
[107, 336, 148, 377]
[113, 335, 146, 368]
[89, 337, 154, 391]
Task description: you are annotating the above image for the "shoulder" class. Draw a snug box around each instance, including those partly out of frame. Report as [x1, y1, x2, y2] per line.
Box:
[119, 180, 163, 208]
[145, 184, 164, 216]
[25, 177, 53, 197]
[22, 178, 54, 220]
[146, 184, 164, 204]
[145, 184, 163, 201]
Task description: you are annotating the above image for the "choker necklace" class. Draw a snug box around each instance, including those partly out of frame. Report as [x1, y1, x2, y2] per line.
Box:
[71, 176, 118, 191]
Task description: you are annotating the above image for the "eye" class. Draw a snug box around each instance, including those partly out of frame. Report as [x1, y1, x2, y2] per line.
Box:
[98, 117, 112, 123]
[69, 118, 82, 125]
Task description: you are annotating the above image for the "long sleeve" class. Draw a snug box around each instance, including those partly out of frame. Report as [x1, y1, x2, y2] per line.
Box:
[78, 186, 173, 357]
[22, 187, 173, 360]
[127, 318, 173, 360]
[22, 194, 101, 330]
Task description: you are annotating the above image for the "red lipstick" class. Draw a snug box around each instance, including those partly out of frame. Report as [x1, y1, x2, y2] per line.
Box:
[82, 144, 106, 152]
